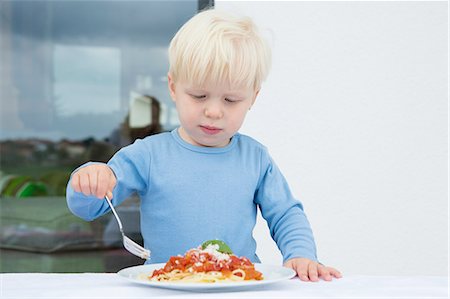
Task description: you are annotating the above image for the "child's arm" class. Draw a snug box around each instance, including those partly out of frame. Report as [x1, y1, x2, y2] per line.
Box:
[254, 148, 343, 282]
[254, 148, 342, 281]
[284, 257, 342, 282]
[255, 151, 317, 262]
[66, 139, 151, 221]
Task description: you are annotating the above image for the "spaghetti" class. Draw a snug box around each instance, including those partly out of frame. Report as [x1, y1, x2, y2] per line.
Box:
[147, 242, 263, 283]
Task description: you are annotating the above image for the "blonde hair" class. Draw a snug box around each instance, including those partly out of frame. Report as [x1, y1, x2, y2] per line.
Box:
[168, 9, 271, 91]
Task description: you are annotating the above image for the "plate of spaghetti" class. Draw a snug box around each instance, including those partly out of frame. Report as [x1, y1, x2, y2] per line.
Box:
[117, 240, 296, 290]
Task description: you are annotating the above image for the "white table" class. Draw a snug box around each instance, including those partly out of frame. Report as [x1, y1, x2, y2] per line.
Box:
[1, 273, 448, 298]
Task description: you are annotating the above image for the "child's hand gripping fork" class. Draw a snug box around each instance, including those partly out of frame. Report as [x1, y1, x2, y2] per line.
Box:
[105, 196, 150, 260]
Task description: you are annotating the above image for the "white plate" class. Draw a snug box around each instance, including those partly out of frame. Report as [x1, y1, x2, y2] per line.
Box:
[117, 263, 296, 291]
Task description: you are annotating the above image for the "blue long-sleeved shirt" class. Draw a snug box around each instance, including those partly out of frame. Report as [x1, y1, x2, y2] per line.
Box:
[66, 128, 317, 264]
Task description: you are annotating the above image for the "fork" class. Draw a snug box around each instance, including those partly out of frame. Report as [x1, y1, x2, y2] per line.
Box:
[105, 195, 151, 260]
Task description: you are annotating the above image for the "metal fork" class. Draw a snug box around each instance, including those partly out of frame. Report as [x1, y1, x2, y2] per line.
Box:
[105, 195, 150, 260]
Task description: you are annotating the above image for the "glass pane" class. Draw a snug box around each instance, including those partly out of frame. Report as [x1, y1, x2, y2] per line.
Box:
[0, 0, 204, 188]
[53, 45, 121, 139]
[0, 0, 207, 272]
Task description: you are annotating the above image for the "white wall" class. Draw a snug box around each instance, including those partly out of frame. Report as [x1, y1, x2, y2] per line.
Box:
[216, 1, 448, 276]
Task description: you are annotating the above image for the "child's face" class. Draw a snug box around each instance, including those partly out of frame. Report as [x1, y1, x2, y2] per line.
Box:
[168, 75, 259, 147]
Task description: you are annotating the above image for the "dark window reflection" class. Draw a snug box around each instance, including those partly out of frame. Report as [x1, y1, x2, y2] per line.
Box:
[0, 0, 210, 273]
[0, 0, 201, 192]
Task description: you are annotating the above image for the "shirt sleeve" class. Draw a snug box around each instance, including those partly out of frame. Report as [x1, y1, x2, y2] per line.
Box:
[254, 148, 318, 263]
[66, 139, 151, 221]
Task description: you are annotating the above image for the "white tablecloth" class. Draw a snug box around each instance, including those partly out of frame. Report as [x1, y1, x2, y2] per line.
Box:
[1, 273, 448, 298]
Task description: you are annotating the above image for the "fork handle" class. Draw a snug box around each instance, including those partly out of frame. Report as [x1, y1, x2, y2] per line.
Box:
[105, 195, 124, 235]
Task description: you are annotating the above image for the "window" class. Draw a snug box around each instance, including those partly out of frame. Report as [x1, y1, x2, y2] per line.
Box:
[0, 0, 212, 197]
[0, 0, 213, 273]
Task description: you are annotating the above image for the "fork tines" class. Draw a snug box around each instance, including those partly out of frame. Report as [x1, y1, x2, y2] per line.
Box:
[123, 235, 151, 260]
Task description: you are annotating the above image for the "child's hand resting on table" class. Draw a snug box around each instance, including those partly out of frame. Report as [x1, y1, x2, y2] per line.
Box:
[284, 258, 342, 282]
[70, 164, 116, 199]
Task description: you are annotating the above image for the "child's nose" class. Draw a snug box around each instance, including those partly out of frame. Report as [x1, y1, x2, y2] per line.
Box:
[204, 102, 224, 119]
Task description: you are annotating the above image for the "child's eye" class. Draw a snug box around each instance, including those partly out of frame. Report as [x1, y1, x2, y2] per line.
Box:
[190, 94, 206, 100]
[225, 98, 238, 103]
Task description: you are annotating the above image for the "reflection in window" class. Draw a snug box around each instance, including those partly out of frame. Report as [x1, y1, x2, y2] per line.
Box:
[54, 45, 121, 117]
[54, 45, 121, 139]
[0, 0, 212, 273]
[0, 0, 203, 179]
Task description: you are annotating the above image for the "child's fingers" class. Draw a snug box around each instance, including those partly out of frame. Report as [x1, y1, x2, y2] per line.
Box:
[318, 266, 342, 281]
[292, 262, 310, 282]
[106, 171, 117, 199]
[285, 258, 342, 282]
[308, 262, 319, 282]
[96, 169, 111, 199]
[88, 172, 98, 197]
[71, 173, 81, 192]
[318, 265, 332, 281]
[79, 172, 92, 196]
[70, 165, 116, 199]
[328, 267, 343, 278]
[106, 190, 114, 200]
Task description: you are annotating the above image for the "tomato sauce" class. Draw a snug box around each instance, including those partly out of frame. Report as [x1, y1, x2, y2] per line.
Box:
[151, 249, 263, 280]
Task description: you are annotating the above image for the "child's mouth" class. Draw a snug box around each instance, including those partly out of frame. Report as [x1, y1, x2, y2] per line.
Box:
[200, 125, 222, 135]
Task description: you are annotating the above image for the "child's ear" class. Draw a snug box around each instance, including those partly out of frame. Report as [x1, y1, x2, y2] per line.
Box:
[167, 73, 176, 101]
[250, 89, 260, 108]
